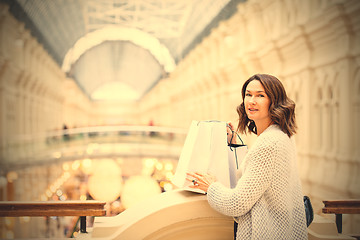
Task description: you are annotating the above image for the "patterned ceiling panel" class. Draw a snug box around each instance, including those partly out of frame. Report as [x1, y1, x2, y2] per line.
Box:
[3, 0, 245, 100]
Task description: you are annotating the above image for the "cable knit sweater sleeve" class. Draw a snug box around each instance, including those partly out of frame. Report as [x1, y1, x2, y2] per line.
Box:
[206, 125, 308, 239]
[206, 132, 277, 216]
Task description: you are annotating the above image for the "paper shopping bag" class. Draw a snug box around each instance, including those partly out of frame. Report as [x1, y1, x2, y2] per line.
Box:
[228, 141, 248, 188]
[172, 120, 247, 193]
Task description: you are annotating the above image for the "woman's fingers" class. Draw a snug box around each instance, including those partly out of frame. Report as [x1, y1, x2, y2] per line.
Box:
[186, 172, 198, 182]
[186, 172, 197, 178]
[187, 172, 214, 184]
[185, 172, 216, 193]
[227, 122, 234, 132]
[186, 172, 204, 179]
[227, 122, 234, 143]
[186, 172, 206, 185]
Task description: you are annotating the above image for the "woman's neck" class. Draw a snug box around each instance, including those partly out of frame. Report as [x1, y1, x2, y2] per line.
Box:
[255, 119, 273, 136]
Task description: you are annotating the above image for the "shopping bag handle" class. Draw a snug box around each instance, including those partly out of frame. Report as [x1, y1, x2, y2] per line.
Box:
[228, 143, 246, 148]
[226, 125, 246, 170]
[226, 123, 245, 147]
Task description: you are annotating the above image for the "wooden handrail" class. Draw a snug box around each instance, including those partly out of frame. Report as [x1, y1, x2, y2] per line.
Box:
[0, 200, 106, 233]
[322, 199, 360, 234]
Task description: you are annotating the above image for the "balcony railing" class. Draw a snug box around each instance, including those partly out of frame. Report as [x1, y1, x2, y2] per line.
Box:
[0, 200, 106, 234]
[1, 125, 187, 171]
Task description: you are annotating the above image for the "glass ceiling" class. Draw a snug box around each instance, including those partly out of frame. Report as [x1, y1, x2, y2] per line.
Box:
[4, 0, 245, 101]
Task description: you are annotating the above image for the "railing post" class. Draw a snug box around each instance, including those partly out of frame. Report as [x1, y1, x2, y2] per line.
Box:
[322, 199, 360, 234]
[0, 200, 106, 236]
[335, 214, 342, 233]
[80, 216, 87, 233]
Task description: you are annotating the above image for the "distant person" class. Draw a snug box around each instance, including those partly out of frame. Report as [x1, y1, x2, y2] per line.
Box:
[63, 124, 70, 141]
[149, 119, 156, 137]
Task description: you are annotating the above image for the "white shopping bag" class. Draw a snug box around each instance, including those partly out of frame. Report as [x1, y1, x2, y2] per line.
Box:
[172, 120, 247, 193]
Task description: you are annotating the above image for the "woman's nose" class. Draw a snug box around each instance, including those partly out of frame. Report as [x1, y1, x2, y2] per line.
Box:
[249, 96, 256, 104]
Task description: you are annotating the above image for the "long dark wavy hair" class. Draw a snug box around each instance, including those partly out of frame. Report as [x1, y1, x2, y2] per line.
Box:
[236, 74, 297, 137]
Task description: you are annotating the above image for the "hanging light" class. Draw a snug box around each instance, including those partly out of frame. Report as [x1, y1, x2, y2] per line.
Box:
[87, 159, 123, 202]
[121, 175, 161, 209]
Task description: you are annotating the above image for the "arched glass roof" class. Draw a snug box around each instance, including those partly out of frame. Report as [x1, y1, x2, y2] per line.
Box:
[3, 0, 245, 101]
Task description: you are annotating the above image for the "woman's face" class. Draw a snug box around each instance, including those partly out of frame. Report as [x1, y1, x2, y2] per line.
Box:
[244, 80, 271, 124]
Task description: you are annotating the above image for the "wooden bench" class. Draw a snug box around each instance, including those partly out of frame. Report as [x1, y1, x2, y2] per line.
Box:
[322, 199, 360, 235]
[0, 200, 106, 233]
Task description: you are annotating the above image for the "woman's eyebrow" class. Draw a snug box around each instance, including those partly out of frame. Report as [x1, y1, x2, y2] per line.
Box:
[246, 90, 266, 93]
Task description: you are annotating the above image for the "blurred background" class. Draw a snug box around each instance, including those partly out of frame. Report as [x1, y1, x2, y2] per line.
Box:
[0, 0, 359, 238]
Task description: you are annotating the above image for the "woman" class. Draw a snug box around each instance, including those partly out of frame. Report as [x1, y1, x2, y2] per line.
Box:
[187, 74, 308, 239]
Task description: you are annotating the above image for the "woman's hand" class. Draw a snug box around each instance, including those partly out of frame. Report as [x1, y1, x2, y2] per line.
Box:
[227, 122, 236, 144]
[186, 172, 216, 193]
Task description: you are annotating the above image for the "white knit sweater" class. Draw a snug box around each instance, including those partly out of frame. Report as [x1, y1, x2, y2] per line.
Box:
[207, 124, 308, 239]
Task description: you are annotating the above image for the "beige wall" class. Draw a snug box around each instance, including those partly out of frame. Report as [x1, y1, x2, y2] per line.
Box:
[138, 0, 360, 233]
[0, 5, 63, 136]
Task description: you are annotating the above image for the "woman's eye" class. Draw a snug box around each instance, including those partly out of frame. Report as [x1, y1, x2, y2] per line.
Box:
[259, 94, 265, 97]
[245, 93, 251, 97]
